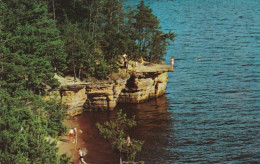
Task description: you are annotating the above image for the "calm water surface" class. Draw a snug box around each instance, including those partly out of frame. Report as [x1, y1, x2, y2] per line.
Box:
[78, 0, 260, 163]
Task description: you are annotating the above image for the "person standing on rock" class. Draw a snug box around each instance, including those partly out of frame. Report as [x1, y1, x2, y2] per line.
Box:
[123, 54, 128, 69]
[170, 56, 174, 69]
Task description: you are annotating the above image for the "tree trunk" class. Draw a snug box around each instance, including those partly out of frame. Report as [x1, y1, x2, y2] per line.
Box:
[117, 0, 120, 32]
[120, 152, 122, 164]
[79, 67, 81, 80]
[1, 53, 3, 72]
[52, 0, 56, 28]
[72, 50, 77, 81]
[93, 7, 98, 47]
[88, 2, 94, 33]
[73, 65, 76, 81]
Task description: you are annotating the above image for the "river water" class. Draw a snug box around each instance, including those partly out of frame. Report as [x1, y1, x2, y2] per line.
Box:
[77, 0, 260, 163]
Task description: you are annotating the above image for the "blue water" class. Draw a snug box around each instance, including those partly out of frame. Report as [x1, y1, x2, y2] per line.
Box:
[79, 0, 260, 163]
[125, 0, 260, 163]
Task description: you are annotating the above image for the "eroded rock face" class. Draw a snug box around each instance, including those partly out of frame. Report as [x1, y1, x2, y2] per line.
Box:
[60, 84, 87, 116]
[118, 72, 168, 103]
[83, 79, 127, 111]
[58, 63, 172, 116]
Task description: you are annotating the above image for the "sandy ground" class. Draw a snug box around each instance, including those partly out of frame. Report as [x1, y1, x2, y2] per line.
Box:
[57, 117, 87, 164]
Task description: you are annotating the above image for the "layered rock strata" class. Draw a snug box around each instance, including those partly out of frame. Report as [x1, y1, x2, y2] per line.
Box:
[83, 79, 127, 111]
[118, 72, 168, 103]
[57, 63, 173, 116]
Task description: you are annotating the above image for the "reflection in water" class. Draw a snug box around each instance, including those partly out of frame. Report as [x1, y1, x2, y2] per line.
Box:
[77, 110, 119, 164]
[118, 96, 173, 163]
[76, 96, 172, 164]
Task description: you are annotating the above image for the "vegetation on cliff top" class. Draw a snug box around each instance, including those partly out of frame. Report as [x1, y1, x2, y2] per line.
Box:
[0, 0, 174, 162]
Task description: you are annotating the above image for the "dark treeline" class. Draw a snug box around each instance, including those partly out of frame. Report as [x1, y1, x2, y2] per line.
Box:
[0, 0, 174, 163]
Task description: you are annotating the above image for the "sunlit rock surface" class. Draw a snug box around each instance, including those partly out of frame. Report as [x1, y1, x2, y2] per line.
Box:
[83, 79, 127, 111]
[56, 63, 173, 116]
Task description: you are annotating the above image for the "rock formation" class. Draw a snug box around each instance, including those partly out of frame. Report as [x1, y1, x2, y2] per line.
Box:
[56, 63, 173, 116]
[83, 79, 127, 111]
[118, 71, 169, 103]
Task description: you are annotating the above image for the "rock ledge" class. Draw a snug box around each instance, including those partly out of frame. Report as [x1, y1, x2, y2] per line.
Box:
[56, 63, 173, 116]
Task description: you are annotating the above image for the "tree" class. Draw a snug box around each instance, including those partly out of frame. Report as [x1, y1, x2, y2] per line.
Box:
[96, 110, 144, 163]
[0, 1, 69, 162]
[0, 89, 70, 163]
[131, 0, 175, 62]
[61, 20, 98, 80]
[0, 0, 66, 94]
[149, 30, 175, 62]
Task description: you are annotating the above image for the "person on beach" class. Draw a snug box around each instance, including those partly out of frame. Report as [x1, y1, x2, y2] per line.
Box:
[73, 128, 77, 144]
[78, 148, 87, 164]
[68, 128, 74, 143]
[170, 56, 174, 68]
[126, 135, 131, 146]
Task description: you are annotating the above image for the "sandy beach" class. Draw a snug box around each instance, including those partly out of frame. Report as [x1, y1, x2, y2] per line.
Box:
[57, 117, 87, 163]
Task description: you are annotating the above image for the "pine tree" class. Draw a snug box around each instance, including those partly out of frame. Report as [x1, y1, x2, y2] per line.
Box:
[0, 89, 70, 163]
[96, 110, 144, 163]
[61, 20, 98, 79]
[131, 0, 175, 62]
[0, 0, 66, 94]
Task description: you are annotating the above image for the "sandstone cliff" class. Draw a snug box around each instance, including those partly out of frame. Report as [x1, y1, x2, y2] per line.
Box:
[56, 63, 173, 116]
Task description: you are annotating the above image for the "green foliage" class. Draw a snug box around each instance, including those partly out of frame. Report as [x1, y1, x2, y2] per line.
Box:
[0, 89, 70, 163]
[96, 110, 144, 162]
[47, 0, 174, 78]
[129, 0, 175, 62]
[149, 31, 175, 62]
[94, 57, 109, 79]
[41, 98, 68, 137]
[0, 0, 64, 94]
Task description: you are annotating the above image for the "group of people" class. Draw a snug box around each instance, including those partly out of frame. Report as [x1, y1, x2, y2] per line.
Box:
[69, 129, 132, 164]
[121, 54, 175, 70]
[68, 128, 87, 164]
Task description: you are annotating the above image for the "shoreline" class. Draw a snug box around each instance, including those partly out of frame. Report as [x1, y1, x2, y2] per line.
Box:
[57, 117, 87, 163]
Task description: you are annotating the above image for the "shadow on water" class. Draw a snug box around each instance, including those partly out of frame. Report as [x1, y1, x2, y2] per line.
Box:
[76, 96, 173, 164]
[117, 96, 174, 163]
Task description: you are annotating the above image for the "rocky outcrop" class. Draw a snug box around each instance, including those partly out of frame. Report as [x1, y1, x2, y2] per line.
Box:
[53, 75, 88, 116]
[118, 64, 170, 103]
[57, 63, 173, 116]
[83, 79, 127, 111]
[61, 84, 87, 116]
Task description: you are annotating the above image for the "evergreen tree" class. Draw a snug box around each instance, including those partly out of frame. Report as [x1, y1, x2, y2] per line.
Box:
[131, 0, 175, 62]
[0, 0, 66, 94]
[0, 1, 69, 162]
[61, 20, 98, 79]
[0, 89, 70, 163]
[96, 110, 144, 163]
